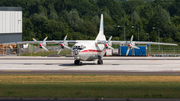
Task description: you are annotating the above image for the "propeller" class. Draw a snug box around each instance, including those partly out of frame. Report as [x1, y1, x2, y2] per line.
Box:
[126, 35, 140, 56]
[101, 36, 114, 56]
[105, 36, 114, 49]
[32, 37, 49, 54]
[57, 35, 71, 54]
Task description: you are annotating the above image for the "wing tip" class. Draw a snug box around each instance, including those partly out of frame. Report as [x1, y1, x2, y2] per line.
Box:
[177, 44, 179, 46]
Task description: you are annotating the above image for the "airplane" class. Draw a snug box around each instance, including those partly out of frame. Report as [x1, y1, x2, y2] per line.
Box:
[2, 14, 178, 65]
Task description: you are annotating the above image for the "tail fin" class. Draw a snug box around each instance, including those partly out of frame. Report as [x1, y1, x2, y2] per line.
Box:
[95, 14, 106, 41]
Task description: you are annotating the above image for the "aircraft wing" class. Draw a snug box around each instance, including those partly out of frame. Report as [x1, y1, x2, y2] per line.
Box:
[97, 40, 178, 46]
[97, 40, 128, 44]
[1, 40, 95, 45]
[2, 40, 178, 46]
[1, 40, 77, 45]
[1, 41, 38, 45]
[133, 41, 178, 46]
[112, 41, 178, 46]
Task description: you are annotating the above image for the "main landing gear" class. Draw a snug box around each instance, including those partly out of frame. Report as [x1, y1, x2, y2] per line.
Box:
[74, 60, 82, 66]
[97, 55, 103, 65]
[97, 59, 103, 64]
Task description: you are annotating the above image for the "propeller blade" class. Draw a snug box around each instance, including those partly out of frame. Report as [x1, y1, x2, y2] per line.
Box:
[32, 38, 38, 42]
[108, 46, 114, 50]
[57, 48, 62, 54]
[101, 48, 106, 56]
[64, 46, 71, 50]
[108, 36, 112, 43]
[132, 45, 140, 49]
[43, 37, 48, 42]
[64, 35, 67, 42]
[130, 35, 133, 43]
[41, 45, 49, 52]
[126, 48, 130, 56]
[34, 47, 40, 54]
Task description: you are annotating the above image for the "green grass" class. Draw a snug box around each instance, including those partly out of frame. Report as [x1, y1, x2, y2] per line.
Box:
[0, 82, 180, 98]
[0, 75, 180, 98]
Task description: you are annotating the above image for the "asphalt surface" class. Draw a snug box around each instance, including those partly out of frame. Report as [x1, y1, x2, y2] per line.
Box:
[0, 56, 180, 75]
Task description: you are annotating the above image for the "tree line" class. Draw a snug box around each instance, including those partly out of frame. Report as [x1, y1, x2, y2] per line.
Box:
[0, 0, 180, 43]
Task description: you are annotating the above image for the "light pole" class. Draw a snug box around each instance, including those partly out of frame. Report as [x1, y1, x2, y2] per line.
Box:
[132, 26, 139, 41]
[152, 27, 160, 50]
[117, 25, 125, 41]
[146, 33, 149, 42]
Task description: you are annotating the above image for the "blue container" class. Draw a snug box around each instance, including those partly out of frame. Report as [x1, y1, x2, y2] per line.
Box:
[134, 46, 146, 56]
[120, 46, 146, 56]
[120, 46, 132, 56]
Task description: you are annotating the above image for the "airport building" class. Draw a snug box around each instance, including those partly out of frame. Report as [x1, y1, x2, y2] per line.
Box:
[0, 7, 22, 43]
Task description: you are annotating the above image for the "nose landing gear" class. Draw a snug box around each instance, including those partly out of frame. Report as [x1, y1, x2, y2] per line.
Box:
[74, 60, 82, 66]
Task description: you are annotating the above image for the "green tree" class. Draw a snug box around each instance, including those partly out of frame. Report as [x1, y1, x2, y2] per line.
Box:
[68, 9, 82, 30]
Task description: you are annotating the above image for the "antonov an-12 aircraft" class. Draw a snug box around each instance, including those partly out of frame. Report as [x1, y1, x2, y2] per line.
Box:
[2, 14, 178, 65]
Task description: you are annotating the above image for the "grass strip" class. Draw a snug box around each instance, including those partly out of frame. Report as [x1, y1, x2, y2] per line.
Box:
[0, 75, 180, 98]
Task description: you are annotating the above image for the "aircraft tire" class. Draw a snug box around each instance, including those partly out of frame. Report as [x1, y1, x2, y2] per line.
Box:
[74, 60, 79, 65]
[97, 59, 103, 65]
[75, 60, 82, 66]
[79, 62, 82, 66]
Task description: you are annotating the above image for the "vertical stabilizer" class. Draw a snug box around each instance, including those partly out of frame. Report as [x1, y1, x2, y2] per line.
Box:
[95, 14, 106, 41]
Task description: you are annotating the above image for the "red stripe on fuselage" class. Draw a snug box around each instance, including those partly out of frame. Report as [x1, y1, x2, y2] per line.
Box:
[81, 49, 102, 53]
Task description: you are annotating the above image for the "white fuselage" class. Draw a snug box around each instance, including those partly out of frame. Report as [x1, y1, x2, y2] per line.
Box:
[72, 41, 105, 61]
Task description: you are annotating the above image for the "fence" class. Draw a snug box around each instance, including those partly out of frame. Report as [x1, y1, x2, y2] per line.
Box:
[0, 46, 71, 56]
[147, 48, 180, 56]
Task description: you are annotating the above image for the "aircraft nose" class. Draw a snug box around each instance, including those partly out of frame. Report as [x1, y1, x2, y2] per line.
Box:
[74, 49, 79, 55]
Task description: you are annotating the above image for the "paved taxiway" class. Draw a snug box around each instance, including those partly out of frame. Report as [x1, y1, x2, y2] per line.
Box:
[0, 56, 180, 75]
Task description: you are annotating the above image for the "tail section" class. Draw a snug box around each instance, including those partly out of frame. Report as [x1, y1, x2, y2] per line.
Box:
[95, 14, 106, 41]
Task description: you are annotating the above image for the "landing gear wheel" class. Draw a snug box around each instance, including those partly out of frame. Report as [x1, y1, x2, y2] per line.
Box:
[74, 60, 82, 66]
[74, 60, 79, 65]
[97, 59, 103, 65]
[79, 62, 82, 66]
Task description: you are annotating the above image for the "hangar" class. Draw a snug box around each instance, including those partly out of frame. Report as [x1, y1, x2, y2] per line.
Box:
[0, 7, 22, 43]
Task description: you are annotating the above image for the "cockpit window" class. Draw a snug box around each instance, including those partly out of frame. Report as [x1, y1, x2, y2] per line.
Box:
[73, 45, 86, 50]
